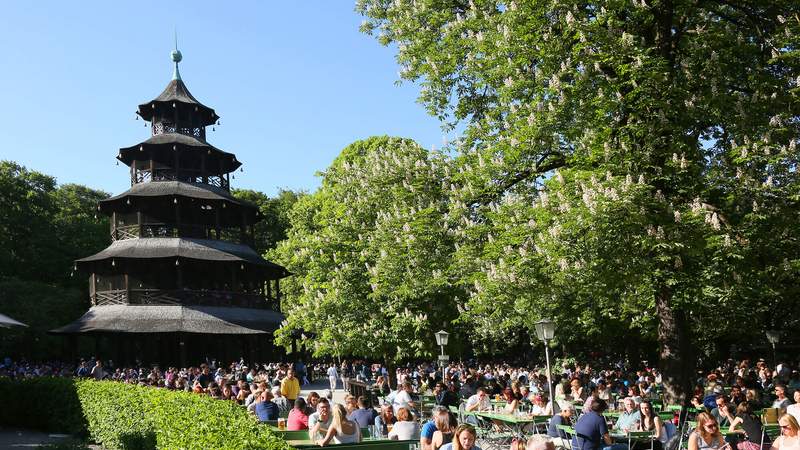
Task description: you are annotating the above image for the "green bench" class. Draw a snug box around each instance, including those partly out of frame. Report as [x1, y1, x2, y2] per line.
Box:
[290, 438, 418, 450]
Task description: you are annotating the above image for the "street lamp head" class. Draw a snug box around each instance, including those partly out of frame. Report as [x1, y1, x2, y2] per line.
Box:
[435, 330, 449, 347]
[766, 330, 780, 345]
[534, 319, 556, 342]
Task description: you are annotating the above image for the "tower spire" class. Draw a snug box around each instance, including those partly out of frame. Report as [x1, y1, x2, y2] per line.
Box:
[171, 30, 182, 81]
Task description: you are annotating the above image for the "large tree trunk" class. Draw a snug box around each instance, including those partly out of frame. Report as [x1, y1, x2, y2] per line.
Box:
[384, 355, 396, 390]
[655, 284, 694, 405]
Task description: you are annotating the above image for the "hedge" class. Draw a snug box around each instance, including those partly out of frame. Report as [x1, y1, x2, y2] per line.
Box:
[0, 378, 292, 450]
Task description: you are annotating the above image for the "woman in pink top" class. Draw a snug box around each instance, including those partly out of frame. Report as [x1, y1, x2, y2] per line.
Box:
[287, 398, 310, 430]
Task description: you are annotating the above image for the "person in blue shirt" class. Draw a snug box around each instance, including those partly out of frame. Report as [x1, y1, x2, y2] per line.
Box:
[573, 398, 627, 450]
[421, 406, 451, 450]
[255, 390, 280, 422]
[548, 406, 575, 449]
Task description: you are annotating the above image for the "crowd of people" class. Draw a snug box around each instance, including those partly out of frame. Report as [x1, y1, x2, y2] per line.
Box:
[1, 355, 799, 450]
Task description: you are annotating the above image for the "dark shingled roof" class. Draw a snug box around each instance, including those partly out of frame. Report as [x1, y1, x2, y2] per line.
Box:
[118, 133, 240, 173]
[76, 238, 287, 275]
[137, 79, 219, 126]
[100, 181, 256, 215]
[49, 305, 284, 334]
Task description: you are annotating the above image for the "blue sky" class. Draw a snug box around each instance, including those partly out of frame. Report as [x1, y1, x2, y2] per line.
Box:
[0, 1, 448, 197]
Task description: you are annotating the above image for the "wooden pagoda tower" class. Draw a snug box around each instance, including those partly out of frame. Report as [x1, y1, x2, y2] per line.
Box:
[52, 49, 290, 366]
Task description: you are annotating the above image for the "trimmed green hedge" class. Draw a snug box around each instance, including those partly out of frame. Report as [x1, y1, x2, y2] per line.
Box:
[0, 378, 292, 450]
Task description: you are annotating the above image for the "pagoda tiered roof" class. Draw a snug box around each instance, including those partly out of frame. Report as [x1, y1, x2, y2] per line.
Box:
[118, 133, 241, 174]
[137, 78, 219, 127]
[51, 305, 283, 334]
[76, 237, 287, 274]
[99, 181, 258, 222]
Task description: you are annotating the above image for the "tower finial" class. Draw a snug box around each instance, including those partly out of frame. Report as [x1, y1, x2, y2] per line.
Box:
[171, 29, 182, 81]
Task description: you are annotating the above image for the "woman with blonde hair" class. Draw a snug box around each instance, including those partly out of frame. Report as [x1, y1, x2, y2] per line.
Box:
[770, 414, 800, 450]
[316, 403, 361, 446]
[688, 412, 727, 450]
[431, 409, 456, 450]
[440, 424, 481, 450]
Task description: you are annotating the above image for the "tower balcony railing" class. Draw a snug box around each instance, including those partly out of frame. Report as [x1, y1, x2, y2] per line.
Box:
[93, 288, 276, 310]
[112, 223, 250, 245]
[131, 168, 228, 190]
[152, 122, 206, 140]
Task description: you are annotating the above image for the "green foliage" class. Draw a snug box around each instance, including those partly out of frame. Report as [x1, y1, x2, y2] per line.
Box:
[0, 377, 86, 435]
[0, 161, 109, 359]
[271, 136, 463, 362]
[0, 378, 292, 450]
[0, 278, 88, 360]
[355, 0, 800, 388]
[0, 161, 109, 284]
[232, 188, 303, 256]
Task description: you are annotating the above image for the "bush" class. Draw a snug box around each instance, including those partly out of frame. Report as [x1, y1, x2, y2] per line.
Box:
[0, 377, 86, 435]
[0, 378, 292, 450]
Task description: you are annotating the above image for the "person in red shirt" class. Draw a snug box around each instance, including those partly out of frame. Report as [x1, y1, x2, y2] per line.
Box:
[288, 397, 310, 430]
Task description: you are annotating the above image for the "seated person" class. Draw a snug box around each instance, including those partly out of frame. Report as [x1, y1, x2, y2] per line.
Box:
[688, 413, 726, 450]
[422, 406, 451, 450]
[350, 395, 378, 428]
[376, 404, 397, 436]
[728, 401, 768, 450]
[636, 401, 666, 450]
[615, 397, 642, 432]
[287, 397, 310, 430]
[547, 406, 574, 449]
[572, 398, 626, 450]
[502, 388, 520, 414]
[389, 407, 420, 440]
[254, 390, 280, 422]
[466, 387, 491, 412]
[316, 404, 362, 446]
[309, 398, 332, 441]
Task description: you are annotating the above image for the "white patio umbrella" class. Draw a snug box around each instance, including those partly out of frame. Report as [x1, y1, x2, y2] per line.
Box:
[0, 312, 28, 328]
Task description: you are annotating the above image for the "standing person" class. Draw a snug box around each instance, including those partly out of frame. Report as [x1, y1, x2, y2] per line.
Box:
[196, 364, 212, 389]
[281, 368, 301, 403]
[90, 360, 106, 380]
[295, 360, 308, 386]
[316, 403, 362, 446]
[327, 363, 339, 391]
[688, 413, 727, 450]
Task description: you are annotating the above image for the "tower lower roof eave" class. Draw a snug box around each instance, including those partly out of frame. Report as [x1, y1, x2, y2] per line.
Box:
[48, 305, 284, 335]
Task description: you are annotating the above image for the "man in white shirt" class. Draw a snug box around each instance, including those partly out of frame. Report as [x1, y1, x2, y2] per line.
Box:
[308, 398, 332, 440]
[465, 387, 491, 412]
[327, 364, 339, 391]
[393, 382, 416, 414]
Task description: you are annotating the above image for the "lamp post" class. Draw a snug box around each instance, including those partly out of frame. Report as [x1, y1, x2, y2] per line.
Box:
[534, 319, 556, 413]
[435, 330, 450, 384]
[766, 330, 780, 368]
